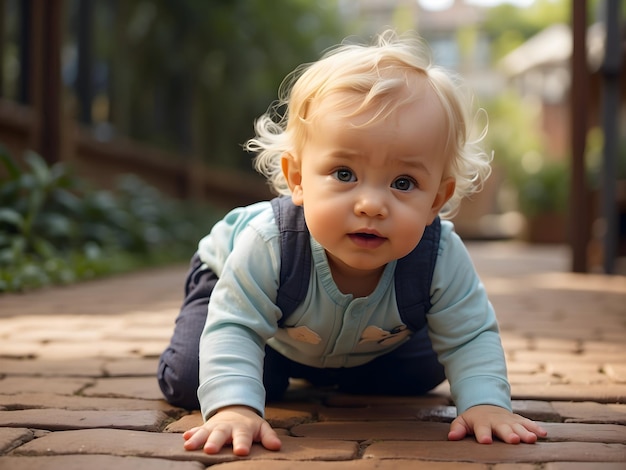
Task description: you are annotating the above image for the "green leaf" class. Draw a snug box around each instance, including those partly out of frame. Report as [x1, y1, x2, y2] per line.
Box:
[24, 151, 51, 187]
[0, 208, 24, 229]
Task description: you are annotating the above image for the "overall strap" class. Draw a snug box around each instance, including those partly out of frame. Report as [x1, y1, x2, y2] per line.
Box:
[271, 194, 441, 332]
[393, 217, 441, 332]
[270, 196, 312, 325]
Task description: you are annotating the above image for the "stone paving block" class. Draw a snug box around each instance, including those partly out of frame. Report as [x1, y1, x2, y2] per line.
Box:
[575, 352, 626, 367]
[511, 400, 560, 422]
[32, 340, 157, 360]
[605, 364, 626, 383]
[0, 265, 187, 318]
[138, 342, 169, 359]
[0, 358, 105, 377]
[209, 460, 490, 469]
[0, 455, 205, 470]
[550, 401, 626, 425]
[0, 392, 182, 415]
[491, 465, 538, 470]
[532, 337, 581, 353]
[0, 409, 171, 432]
[11, 428, 358, 464]
[0, 428, 33, 453]
[414, 405, 457, 422]
[540, 422, 626, 443]
[510, 383, 626, 403]
[0, 376, 92, 395]
[513, 350, 619, 366]
[8, 328, 104, 343]
[265, 405, 315, 429]
[544, 363, 607, 384]
[583, 341, 626, 355]
[0, 341, 42, 359]
[103, 358, 159, 377]
[363, 440, 626, 463]
[102, 326, 173, 342]
[545, 463, 626, 470]
[601, 330, 626, 343]
[507, 372, 568, 385]
[82, 377, 164, 400]
[163, 413, 202, 433]
[9, 428, 230, 465]
[505, 361, 542, 375]
[499, 333, 531, 350]
[291, 420, 449, 441]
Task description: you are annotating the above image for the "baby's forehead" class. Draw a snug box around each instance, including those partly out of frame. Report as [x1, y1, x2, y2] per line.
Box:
[306, 74, 439, 125]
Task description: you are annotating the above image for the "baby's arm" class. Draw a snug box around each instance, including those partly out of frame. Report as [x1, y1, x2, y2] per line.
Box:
[183, 406, 281, 456]
[448, 404, 547, 444]
[192, 221, 284, 455]
[429, 228, 546, 444]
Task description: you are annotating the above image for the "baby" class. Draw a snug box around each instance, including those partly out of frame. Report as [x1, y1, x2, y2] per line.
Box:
[158, 30, 547, 456]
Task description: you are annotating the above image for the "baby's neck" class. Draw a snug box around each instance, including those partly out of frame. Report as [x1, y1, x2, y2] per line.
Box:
[329, 264, 385, 298]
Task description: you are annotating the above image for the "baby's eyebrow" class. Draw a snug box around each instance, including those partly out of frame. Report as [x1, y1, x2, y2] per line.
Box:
[395, 158, 431, 176]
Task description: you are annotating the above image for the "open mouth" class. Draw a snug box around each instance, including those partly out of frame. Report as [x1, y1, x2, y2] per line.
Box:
[355, 232, 381, 240]
[348, 232, 386, 249]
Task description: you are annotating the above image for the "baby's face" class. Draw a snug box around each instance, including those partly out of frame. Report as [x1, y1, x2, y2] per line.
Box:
[288, 78, 455, 279]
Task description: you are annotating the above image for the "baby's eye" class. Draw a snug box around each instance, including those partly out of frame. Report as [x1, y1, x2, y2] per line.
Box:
[334, 169, 356, 182]
[391, 177, 416, 191]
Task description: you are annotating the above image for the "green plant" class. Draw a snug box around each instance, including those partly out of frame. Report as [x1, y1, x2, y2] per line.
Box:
[0, 145, 220, 292]
[516, 160, 569, 217]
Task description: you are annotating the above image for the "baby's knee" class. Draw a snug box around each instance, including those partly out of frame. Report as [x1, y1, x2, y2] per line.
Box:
[157, 352, 200, 410]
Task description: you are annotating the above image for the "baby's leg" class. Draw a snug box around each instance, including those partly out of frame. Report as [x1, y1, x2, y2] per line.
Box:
[263, 345, 293, 402]
[157, 254, 218, 409]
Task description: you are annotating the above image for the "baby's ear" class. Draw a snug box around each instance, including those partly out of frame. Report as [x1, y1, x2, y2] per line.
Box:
[429, 177, 455, 223]
[281, 153, 304, 206]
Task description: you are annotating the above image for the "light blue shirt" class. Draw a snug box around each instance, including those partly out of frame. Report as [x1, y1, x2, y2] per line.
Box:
[197, 201, 511, 419]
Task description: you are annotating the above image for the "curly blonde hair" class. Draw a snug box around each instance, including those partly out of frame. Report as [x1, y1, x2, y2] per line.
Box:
[244, 30, 491, 218]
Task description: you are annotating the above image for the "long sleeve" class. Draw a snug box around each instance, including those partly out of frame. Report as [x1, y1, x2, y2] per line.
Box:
[197, 210, 283, 420]
[427, 222, 511, 414]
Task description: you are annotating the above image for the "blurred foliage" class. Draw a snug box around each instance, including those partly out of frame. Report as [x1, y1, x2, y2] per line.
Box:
[0, 145, 221, 293]
[74, 0, 347, 171]
[516, 160, 569, 217]
[483, 0, 604, 62]
[483, 90, 543, 172]
[483, 90, 569, 217]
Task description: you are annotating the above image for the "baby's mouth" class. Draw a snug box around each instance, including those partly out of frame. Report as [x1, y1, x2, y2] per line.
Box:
[354, 232, 381, 240]
[348, 232, 386, 248]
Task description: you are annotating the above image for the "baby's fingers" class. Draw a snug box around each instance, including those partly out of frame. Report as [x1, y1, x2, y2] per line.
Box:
[231, 428, 254, 456]
[202, 425, 234, 454]
[259, 420, 282, 451]
[494, 421, 546, 444]
[183, 427, 210, 451]
[447, 417, 470, 441]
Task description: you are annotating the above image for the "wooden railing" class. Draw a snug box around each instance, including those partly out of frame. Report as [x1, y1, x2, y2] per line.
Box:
[0, 98, 272, 210]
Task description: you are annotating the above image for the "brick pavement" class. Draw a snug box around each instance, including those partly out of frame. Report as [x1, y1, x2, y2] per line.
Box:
[0, 241, 624, 469]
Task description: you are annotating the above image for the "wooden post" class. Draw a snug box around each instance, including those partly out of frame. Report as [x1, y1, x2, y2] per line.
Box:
[29, 0, 64, 164]
[570, 0, 590, 272]
[600, 0, 622, 273]
[76, 0, 94, 125]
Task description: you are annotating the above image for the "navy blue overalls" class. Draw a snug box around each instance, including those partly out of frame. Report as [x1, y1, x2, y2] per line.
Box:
[157, 196, 445, 409]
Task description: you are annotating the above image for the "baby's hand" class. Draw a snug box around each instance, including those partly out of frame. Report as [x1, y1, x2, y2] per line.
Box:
[183, 405, 282, 456]
[448, 405, 547, 444]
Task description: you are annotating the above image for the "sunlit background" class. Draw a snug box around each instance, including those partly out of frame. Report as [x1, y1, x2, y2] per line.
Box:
[0, 0, 624, 292]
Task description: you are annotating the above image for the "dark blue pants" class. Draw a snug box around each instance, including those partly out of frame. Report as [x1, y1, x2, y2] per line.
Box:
[157, 254, 445, 410]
